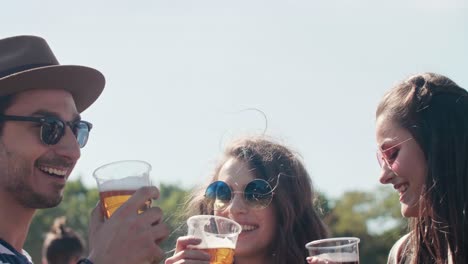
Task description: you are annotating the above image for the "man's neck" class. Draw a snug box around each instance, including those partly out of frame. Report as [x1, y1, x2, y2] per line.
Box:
[0, 191, 35, 251]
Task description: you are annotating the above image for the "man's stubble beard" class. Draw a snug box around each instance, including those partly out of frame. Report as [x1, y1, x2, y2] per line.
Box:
[1, 149, 64, 209]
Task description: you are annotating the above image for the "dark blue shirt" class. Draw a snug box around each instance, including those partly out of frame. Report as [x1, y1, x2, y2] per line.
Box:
[0, 239, 33, 264]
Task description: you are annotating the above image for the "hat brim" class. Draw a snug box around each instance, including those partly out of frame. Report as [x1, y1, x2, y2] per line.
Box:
[0, 65, 105, 113]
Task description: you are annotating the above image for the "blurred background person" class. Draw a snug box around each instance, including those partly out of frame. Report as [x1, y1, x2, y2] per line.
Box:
[42, 217, 85, 264]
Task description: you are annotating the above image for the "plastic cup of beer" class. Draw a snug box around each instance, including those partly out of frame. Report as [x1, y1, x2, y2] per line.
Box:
[93, 160, 152, 219]
[305, 237, 360, 264]
[187, 215, 242, 264]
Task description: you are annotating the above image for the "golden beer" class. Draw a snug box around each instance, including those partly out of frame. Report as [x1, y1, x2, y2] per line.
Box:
[100, 190, 134, 219]
[200, 247, 235, 264]
[93, 161, 153, 219]
[100, 190, 150, 219]
[187, 215, 241, 264]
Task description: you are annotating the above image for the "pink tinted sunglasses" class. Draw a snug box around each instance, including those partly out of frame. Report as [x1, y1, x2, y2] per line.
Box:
[376, 138, 413, 168]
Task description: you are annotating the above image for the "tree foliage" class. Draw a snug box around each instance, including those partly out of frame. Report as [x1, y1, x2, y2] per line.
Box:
[153, 183, 190, 259]
[322, 187, 408, 264]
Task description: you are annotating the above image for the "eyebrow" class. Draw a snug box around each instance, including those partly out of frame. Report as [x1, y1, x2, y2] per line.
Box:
[32, 110, 81, 122]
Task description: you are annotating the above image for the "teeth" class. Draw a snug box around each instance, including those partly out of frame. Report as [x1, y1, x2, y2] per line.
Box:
[39, 166, 67, 176]
[398, 184, 408, 193]
[241, 225, 257, 231]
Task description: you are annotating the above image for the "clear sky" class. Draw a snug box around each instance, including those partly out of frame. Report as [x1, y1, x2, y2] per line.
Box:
[2, 0, 467, 198]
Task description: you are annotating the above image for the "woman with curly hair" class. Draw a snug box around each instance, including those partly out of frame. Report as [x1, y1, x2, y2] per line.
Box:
[166, 136, 328, 264]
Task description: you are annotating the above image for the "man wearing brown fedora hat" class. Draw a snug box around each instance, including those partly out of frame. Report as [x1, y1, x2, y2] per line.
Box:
[0, 35, 169, 264]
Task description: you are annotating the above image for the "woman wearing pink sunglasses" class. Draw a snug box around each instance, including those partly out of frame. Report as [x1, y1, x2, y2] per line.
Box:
[165, 136, 329, 264]
[376, 72, 468, 264]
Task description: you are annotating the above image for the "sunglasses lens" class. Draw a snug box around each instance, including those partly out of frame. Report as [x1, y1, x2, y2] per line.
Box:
[206, 181, 231, 200]
[376, 151, 384, 168]
[40, 118, 65, 145]
[74, 122, 90, 148]
[244, 179, 273, 209]
[205, 181, 231, 211]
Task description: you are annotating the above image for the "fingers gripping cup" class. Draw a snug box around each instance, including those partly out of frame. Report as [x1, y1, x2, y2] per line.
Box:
[306, 237, 360, 264]
[187, 215, 242, 264]
[93, 160, 152, 219]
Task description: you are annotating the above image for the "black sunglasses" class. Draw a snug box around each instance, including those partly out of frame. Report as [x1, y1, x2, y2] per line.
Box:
[0, 115, 92, 148]
[205, 179, 274, 210]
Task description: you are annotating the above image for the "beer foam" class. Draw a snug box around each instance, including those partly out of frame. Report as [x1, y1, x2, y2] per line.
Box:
[314, 252, 359, 262]
[98, 175, 150, 191]
[196, 234, 236, 249]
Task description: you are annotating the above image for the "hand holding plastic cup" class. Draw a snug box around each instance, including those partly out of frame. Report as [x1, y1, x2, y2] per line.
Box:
[93, 160, 152, 219]
[187, 215, 242, 264]
[306, 237, 360, 264]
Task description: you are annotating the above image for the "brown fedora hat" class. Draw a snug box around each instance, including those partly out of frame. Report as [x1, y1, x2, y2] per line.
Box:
[0, 35, 105, 113]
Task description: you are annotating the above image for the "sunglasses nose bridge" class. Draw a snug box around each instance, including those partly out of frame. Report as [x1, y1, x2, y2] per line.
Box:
[207, 180, 274, 211]
[73, 123, 90, 148]
[227, 191, 250, 212]
[376, 150, 389, 168]
[61, 121, 91, 148]
[50, 124, 81, 160]
[376, 151, 384, 168]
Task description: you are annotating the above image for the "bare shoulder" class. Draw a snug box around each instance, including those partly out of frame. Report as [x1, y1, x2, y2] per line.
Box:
[387, 233, 411, 264]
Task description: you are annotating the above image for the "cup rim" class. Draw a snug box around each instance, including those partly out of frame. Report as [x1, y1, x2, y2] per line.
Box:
[187, 215, 242, 236]
[93, 160, 152, 180]
[305, 237, 360, 250]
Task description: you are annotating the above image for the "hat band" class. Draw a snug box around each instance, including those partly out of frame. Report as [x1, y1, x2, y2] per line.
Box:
[0, 63, 54, 78]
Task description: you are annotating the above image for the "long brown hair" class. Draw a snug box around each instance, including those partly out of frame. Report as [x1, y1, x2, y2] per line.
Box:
[377, 73, 468, 263]
[185, 136, 329, 264]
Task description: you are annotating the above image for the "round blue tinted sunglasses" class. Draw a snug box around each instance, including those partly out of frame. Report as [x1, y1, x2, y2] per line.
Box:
[0, 115, 92, 148]
[205, 179, 274, 210]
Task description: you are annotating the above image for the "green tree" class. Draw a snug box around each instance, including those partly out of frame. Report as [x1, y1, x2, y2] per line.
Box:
[154, 183, 190, 258]
[322, 187, 407, 263]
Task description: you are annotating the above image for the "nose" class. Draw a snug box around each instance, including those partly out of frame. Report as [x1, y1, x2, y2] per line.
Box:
[53, 126, 81, 162]
[379, 165, 394, 184]
[227, 192, 248, 215]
